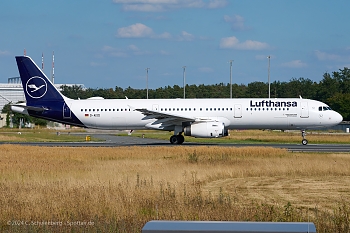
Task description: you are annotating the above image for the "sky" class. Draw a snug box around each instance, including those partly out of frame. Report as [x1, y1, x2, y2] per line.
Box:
[1, 0, 350, 90]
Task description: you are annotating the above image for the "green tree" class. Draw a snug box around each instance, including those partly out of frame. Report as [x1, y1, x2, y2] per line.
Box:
[332, 67, 350, 94]
[327, 93, 350, 121]
[247, 82, 268, 98]
[283, 78, 318, 99]
[61, 85, 87, 99]
[317, 72, 340, 102]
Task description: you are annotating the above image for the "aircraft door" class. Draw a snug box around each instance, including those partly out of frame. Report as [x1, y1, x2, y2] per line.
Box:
[63, 103, 72, 119]
[300, 102, 309, 118]
[234, 104, 242, 118]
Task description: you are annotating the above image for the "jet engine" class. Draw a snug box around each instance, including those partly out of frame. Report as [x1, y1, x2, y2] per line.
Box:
[184, 122, 228, 138]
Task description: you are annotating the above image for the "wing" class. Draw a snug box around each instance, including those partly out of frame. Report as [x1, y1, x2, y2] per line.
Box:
[133, 107, 195, 129]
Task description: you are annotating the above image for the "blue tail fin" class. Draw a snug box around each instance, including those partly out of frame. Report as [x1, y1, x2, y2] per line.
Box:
[15, 56, 65, 104]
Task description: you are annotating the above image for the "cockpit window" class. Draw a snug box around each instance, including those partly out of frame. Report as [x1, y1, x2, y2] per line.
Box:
[319, 106, 332, 111]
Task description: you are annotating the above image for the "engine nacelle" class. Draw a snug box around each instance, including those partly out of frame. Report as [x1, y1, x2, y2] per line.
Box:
[184, 122, 228, 138]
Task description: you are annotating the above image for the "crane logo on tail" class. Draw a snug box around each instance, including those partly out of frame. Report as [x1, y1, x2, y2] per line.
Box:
[26, 76, 47, 99]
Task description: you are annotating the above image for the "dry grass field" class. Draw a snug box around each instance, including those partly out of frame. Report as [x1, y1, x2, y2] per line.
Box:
[0, 145, 349, 232]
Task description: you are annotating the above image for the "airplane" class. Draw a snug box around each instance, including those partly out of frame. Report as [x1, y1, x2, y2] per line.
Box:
[11, 56, 343, 145]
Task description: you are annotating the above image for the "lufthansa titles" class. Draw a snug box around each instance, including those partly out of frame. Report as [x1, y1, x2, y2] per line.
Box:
[250, 100, 297, 108]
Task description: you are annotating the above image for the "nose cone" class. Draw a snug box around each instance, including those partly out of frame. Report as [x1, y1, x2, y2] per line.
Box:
[333, 111, 343, 125]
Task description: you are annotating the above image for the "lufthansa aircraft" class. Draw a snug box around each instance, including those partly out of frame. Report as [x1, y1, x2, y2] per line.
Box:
[11, 56, 343, 145]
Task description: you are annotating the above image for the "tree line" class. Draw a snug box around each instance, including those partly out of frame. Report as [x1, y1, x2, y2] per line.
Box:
[61, 67, 350, 121]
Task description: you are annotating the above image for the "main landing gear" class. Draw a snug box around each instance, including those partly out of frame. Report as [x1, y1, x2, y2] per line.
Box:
[301, 129, 308, 145]
[170, 133, 185, 144]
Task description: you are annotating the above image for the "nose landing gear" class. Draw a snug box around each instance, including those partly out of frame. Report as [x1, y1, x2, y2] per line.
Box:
[301, 130, 308, 145]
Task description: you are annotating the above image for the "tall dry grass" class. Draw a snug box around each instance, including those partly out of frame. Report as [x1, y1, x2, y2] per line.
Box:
[0, 145, 350, 232]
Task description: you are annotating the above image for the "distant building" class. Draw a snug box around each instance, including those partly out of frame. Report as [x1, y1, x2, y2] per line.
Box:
[0, 113, 6, 127]
[0, 77, 84, 112]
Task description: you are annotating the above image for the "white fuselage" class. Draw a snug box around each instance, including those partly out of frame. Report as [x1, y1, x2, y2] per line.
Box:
[66, 98, 342, 130]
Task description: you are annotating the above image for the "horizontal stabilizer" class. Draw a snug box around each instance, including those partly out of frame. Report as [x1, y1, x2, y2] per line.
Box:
[11, 103, 48, 112]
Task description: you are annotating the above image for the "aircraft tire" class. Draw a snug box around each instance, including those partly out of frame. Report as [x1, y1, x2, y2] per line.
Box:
[302, 139, 308, 145]
[170, 135, 178, 144]
[177, 135, 184, 144]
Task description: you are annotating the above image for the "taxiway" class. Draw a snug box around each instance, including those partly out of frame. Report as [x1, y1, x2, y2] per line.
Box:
[1, 133, 349, 153]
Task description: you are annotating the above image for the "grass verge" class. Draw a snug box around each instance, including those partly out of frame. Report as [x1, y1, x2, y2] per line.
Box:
[0, 128, 98, 142]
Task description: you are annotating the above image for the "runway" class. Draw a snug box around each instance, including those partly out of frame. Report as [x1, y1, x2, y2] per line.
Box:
[2, 134, 350, 153]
